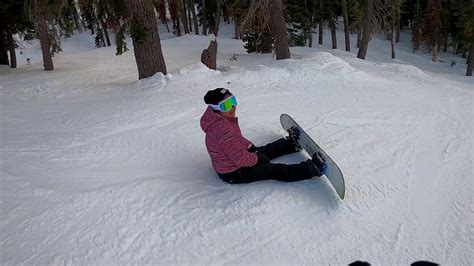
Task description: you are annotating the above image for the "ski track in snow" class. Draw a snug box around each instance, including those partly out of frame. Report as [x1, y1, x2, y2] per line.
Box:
[1, 26, 473, 264]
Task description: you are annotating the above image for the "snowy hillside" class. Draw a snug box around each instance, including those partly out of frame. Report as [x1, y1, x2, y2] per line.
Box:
[1, 25, 473, 265]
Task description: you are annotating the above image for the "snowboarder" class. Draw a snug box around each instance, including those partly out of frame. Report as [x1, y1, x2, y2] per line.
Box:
[200, 88, 327, 184]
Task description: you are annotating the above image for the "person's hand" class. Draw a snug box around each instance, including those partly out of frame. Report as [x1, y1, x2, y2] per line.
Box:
[312, 151, 328, 175]
[247, 143, 257, 152]
[256, 151, 270, 164]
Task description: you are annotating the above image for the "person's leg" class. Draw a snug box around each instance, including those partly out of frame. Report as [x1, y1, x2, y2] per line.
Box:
[257, 138, 298, 160]
[224, 161, 314, 184]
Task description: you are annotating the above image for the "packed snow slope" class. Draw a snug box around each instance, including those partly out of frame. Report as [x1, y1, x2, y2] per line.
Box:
[1, 26, 473, 265]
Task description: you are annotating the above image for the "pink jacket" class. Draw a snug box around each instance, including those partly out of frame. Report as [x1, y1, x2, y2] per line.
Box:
[200, 107, 258, 174]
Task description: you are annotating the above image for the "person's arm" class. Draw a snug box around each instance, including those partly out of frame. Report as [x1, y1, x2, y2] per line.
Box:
[218, 131, 258, 167]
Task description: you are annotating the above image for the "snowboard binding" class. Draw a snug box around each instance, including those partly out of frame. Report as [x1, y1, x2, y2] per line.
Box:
[286, 126, 302, 151]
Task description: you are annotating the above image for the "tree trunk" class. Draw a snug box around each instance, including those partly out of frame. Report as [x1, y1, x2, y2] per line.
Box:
[330, 20, 337, 49]
[357, 30, 361, 48]
[308, 29, 313, 47]
[269, 0, 290, 60]
[176, 19, 181, 36]
[443, 0, 449, 52]
[234, 17, 241, 39]
[169, 0, 181, 36]
[396, 16, 401, 43]
[214, 0, 222, 36]
[81, 17, 87, 32]
[341, 0, 350, 51]
[202, 0, 207, 35]
[187, 0, 193, 32]
[318, 23, 323, 45]
[126, 0, 167, 79]
[391, 28, 396, 59]
[357, 0, 372, 60]
[466, 45, 473, 76]
[0, 26, 9, 65]
[303, 0, 312, 47]
[180, 0, 190, 34]
[72, 5, 83, 32]
[156, 0, 171, 32]
[443, 34, 448, 52]
[432, 42, 438, 62]
[96, 21, 106, 47]
[34, 0, 54, 70]
[164, 19, 171, 32]
[259, 31, 273, 53]
[101, 19, 112, 46]
[7, 31, 17, 68]
[188, 0, 199, 35]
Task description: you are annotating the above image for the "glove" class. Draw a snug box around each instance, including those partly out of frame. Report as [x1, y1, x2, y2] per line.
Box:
[247, 143, 257, 152]
[256, 151, 270, 164]
[309, 151, 328, 176]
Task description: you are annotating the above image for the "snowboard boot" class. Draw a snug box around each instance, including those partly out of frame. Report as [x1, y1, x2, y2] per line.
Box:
[306, 151, 328, 177]
[286, 126, 301, 151]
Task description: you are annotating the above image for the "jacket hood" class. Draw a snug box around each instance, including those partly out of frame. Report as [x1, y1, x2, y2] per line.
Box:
[200, 106, 237, 133]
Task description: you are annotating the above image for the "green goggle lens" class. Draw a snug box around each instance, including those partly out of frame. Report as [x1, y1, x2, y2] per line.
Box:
[219, 96, 237, 112]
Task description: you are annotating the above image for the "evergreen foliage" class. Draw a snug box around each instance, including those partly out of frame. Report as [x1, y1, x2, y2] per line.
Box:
[285, 0, 315, 47]
[115, 23, 129, 55]
[130, 18, 149, 45]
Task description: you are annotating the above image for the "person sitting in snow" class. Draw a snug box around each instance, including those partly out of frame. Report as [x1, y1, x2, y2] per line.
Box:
[200, 88, 328, 184]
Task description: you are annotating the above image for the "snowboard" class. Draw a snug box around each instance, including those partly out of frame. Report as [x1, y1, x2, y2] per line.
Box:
[280, 114, 345, 199]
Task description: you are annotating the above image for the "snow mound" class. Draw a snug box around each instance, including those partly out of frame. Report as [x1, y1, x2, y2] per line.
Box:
[371, 62, 431, 80]
[302, 52, 355, 73]
[136, 72, 169, 88]
[177, 62, 221, 77]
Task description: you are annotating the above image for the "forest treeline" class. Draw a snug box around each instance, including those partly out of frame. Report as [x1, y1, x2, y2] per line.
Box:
[1, 0, 473, 78]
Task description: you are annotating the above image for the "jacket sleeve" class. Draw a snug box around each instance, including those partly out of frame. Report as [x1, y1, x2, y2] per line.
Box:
[218, 131, 258, 168]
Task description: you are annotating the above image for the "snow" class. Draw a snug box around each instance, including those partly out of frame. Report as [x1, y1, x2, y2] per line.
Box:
[1, 24, 473, 265]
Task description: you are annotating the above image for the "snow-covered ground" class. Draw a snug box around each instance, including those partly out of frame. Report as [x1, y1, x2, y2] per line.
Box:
[1, 24, 473, 265]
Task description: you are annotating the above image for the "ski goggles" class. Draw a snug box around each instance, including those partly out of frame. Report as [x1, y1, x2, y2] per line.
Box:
[210, 95, 237, 112]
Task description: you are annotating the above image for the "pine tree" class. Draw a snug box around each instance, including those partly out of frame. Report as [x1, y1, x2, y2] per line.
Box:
[325, 0, 338, 49]
[169, 0, 182, 36]
[316, 0, 324, 45]
[341, 0, 350, 51]
[456, 0, 473, 75]
[0, 25, 9, 66]
[0, 0, 34, 67]
[31, 0, 54, 70]
[197, 0, 218, 36]
[357, 0, 372, 59]
[286, 0, 315, 47]
[188, 0, 199, 35]
[179, 0, 190, 34]
[78, 0, 110, 48]
[349, 0, 364, 48]
[214, 0, 222, 35]
[411, 0, 423, 52]
[154, 0, 171, 32]
[356, 0, 384, 59]
[239, 0, 289, 58]
[225, 0, 248, 39]
[467, 46, 473, 76]
[271, 0, 290, 59]
[125, 0, 167, 79]
[425, 0, 443, 62]
[387, 0, 401, 58]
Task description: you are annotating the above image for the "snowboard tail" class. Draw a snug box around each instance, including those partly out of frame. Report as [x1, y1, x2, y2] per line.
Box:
[280, 114, 345, 199]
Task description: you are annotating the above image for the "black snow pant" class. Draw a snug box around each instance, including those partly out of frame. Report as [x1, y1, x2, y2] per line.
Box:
[217, 138, 314, 184]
